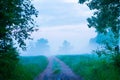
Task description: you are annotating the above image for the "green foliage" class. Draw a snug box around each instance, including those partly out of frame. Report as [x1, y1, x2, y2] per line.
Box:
[0, 0, 37, 79]
[79, 0, 120, 71]
[0, 0, 38, 49]
[79, 0, 88, 4]
[79, 0, 119, 47]
[0, 45, 19, 80]
[80, 0, 120, 34]
[58, 54, 120, 80]
[93, 46, 120, 69]
[13, 56, 48, 80]
[111, 54, 120, 70]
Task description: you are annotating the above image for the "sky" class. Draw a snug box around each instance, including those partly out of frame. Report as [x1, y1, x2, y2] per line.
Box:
[21, 0, 97, 56]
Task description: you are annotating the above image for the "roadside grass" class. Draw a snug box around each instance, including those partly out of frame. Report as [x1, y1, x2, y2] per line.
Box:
[13, 56, 48, 80]
[57, 54, 120, 80]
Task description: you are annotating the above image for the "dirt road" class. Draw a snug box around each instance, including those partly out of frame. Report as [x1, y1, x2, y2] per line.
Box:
[34, 57, 82, 80]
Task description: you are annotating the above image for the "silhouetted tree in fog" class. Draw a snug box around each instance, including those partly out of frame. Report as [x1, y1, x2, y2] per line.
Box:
[59, 40, 73, 53]
[35, 38, 50, 54]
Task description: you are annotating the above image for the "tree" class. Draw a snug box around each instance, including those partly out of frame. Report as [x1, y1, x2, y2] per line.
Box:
[0, 0, 38, 79]
[79, 0, 120, 68]
[59, 40, 73, 53]
[36, 38, 50, 54]
[79, 0, 119, 52]
[27, 38, 50, 55]
[79, 0, 119, 45]
[0, 0, 38, 50]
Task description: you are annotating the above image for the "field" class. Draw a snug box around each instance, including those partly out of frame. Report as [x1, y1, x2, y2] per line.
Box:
[14, 56, 48, 80]
[10, 54, 120, 80]
[57, 54, 120, 80]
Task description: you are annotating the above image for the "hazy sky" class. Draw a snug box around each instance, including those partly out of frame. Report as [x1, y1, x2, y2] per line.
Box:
[21, 0, 97, 56]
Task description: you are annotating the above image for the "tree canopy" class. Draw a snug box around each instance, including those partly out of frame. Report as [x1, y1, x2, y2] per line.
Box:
[79, 0, 120, 48]
[0, 0, 38, 79]
[0, 0, 38, 50]
[79, 0, 120, 69]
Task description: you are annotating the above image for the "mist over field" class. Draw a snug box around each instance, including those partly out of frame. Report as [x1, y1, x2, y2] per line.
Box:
[20, 25, 98, 56]
[20, 0, 98, 56]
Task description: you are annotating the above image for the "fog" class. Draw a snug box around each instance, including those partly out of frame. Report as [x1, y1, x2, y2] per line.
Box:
[20, 0, 99, 56]
[20, 26, 98, 56]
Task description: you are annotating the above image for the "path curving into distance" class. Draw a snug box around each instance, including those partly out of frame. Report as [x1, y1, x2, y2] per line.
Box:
[34, 56, 83, 80]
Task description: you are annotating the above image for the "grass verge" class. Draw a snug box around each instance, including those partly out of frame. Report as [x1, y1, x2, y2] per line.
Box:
[57, 54, 120, 80]
[13, 56, 48, 80]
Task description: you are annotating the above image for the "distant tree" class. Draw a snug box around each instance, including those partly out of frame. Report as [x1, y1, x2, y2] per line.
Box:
[35, 38, 50, 54]
[27, 38, 50, 55]
[59, 40, 73, 53]
[0, 0, 38, 79]
[79, 0, 120, 68]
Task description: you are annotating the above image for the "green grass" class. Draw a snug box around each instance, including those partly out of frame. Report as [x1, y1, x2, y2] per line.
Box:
[13, 56, 48, 80]
[57, 54, 120, 80]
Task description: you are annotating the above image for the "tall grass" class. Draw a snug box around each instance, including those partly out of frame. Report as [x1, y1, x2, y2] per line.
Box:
[13, 56, 48, 80]
[57, 54, 120, 80]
